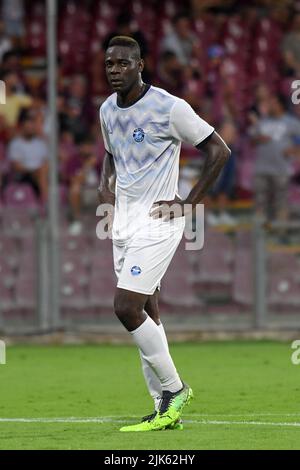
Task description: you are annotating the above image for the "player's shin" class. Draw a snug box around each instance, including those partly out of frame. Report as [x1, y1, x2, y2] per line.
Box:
[131, 315, 182, 393]
[139, 316, 170, 412]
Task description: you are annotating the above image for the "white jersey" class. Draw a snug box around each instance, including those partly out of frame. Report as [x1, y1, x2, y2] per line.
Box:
[99, 85, 214, 244]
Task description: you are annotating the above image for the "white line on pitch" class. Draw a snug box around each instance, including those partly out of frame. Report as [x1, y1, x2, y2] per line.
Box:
[185, 413, 300, 417]
[1, 417, 300, 427]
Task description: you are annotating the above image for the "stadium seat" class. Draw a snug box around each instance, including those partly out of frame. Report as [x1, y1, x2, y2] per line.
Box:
[268, 272, 300, 311]
[61, 253, 89, 276]
[3, 184, 39, 209]
[0, 236, 18, 258]
[61, 233, 91, 255]
[89, 272, 116, 309]
[15, 277, 36, 309]
[18, 254, 36, 281]
[232, 248, 254, 306]
[0, 257, 14, 280]
[61, 278, 87, 309]
[160, 242, 203, 310]
[196, 249, 233, 284]
[0, 278, 14, 310]
[1, 207, 35, 237]
[267, 251, 300, 311]
[268, 252, 300, 274]
[90, 252, 114, 273]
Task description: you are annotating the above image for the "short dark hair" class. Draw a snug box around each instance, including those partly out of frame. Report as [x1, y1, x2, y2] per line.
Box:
[116, 12, 132, 27]
[161, 50, 177, 62]
[18, 108, 34, 125]
[107, 35, 141, 60]
[2, 49, 20, 64]
[0, 69, 15, 81]
[173, 12, 190, 24]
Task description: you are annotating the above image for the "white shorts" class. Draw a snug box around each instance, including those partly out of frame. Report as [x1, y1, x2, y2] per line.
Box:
[113, 217, 185, 295]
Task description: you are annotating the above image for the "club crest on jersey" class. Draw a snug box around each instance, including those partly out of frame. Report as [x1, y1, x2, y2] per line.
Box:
[131, 266, 142, 276]
[133, 128, 145, 142]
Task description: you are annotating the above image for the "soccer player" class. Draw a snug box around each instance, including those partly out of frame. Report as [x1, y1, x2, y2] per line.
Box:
[98, 36, 230, 432]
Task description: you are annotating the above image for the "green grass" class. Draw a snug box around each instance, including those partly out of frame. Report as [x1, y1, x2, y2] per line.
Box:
[0, 341, 300, 449]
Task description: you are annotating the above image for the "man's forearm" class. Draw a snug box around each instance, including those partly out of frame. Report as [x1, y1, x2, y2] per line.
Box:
[98, 152, 115, 191]
[185, 132, 231, 208]
[98, 151, 116, 205]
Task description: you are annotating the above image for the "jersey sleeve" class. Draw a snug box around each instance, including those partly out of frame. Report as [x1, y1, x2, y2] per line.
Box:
[169, 98, 214, 146]
[99, 106, 112, 154]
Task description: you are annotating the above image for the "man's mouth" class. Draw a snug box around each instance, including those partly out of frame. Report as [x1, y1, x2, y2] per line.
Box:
[110, 78, 123, 85]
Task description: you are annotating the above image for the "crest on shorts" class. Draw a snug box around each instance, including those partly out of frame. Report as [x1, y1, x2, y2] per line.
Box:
[131, 266, 142, 276]
[133, 128, 145, 142]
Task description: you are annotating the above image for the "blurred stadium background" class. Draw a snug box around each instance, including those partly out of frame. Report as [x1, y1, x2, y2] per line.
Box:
[1, 0, 300, 338]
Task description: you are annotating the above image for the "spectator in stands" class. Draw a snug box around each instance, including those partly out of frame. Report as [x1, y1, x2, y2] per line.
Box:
[64, 74, 95, 143]
[248, 83, 271, 125]
[0, 21, 12, 63]
[1, 49, 30, 92]
[43, 92, 70, 139]
[6, 108, 48, 204]
[182, 66, 204, 112]
[281, 13, 300, 77]
[0, 70, 32, 131]
[161, 13, 199, 67]
[156, 51, 184, 96]
[251, 93, 300, 224]
[67, 136, 100, 236]
[1, 0, 25, 45]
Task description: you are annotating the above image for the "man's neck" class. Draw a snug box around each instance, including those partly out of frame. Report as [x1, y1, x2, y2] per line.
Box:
[117, 80, 146, 108]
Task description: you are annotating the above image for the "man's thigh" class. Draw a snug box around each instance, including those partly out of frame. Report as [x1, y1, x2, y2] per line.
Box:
[113, 225, 184, 296]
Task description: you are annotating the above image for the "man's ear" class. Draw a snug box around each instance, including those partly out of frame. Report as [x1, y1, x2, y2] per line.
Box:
[138, 59, 145, 73]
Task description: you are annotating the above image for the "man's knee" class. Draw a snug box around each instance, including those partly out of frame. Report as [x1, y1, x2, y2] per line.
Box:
[114, 290, 147, 329]
[114, 299, 137, 322]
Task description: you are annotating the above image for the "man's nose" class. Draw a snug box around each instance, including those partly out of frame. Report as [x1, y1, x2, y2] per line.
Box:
[111, 64, 121, 74]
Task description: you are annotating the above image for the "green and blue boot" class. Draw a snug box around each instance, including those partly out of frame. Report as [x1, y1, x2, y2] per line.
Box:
[119, 383, 193, 432]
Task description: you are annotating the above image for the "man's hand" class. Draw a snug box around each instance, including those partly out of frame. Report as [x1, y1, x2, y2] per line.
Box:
[150, 197, 192, 221]
[98, 187, 115, 206]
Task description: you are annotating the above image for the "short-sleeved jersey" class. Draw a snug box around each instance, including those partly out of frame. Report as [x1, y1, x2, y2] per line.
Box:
[100, 85, 214, 244]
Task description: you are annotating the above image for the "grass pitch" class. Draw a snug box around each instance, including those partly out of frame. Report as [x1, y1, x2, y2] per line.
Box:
[0, 341, 300, 450]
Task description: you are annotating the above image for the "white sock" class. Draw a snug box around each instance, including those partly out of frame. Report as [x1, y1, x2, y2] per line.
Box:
[158, 322, 169, 350]
[139, 321, 170, 410]
[132, 315, 182, 393]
